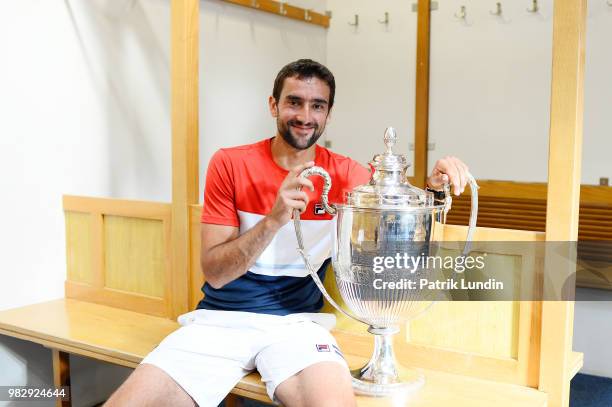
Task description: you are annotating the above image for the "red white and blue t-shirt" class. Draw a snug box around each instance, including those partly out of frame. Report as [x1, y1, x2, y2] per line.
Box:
[197, 137, 370, 315]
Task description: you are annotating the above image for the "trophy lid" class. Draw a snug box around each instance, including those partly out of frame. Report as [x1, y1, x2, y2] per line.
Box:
[346, 127, 434, 208]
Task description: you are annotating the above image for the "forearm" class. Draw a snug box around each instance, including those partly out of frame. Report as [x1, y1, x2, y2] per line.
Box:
[201, 216, 281, 288]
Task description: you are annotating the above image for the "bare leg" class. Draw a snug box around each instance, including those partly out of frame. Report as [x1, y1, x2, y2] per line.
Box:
[274, 361, 356, 407]
[104, 363, 196, 407]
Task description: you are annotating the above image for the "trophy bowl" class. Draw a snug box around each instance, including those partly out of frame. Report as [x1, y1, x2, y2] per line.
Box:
[294, 127, 479, 397]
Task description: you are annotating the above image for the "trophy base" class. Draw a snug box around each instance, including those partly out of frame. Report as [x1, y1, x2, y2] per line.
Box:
[350, 364, 425, 397]
[348, 326, 425, 397]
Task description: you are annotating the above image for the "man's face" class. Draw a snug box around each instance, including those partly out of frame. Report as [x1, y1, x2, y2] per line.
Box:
[269, 76, 331, 150]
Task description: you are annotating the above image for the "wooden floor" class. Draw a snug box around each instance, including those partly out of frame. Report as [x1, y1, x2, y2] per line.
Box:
[0, 299, 555, 406]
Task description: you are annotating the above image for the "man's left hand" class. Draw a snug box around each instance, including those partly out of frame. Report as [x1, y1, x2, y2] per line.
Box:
[426, 156, 470, 196]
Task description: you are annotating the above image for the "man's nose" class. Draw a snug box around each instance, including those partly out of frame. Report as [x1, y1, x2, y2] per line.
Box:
[295, 105, 312, 123]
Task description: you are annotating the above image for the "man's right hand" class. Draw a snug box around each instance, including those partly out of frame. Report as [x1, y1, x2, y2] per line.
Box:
[267, 161, 316, 229]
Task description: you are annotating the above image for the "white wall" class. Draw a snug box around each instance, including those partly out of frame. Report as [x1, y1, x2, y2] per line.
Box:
[582, 1, 612, 186]
[0, 0, 170, 404]
[0, 0, 326, 404]
[429, 0, 612, 185]
[325, 0, 416, 171]
[199, 0, 327, 194]
[428, 0, 555, 182]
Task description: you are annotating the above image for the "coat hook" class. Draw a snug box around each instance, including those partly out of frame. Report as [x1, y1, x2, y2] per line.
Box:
[304, 9, 312, 21]
[490, 2, 502, 16]
[378, 11, 389, 24]
[279, 1, 287, 15]
[348, 14, 359, 26]
[454, 5, 466, 20]
[527, 0, 539, 13]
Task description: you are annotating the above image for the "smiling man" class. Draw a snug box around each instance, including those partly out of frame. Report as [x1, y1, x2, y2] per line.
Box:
[105, 59, 470, 407]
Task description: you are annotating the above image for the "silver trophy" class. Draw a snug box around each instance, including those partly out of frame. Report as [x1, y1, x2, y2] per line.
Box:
[293, 127, 479, 397]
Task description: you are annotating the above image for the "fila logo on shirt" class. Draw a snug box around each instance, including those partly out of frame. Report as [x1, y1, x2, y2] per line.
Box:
[314, 203, 326, 215]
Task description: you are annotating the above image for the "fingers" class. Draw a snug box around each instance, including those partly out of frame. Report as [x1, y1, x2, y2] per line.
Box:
[289, 200, 307, 214]
[432, 156, 470, 196]
[448, 158, 465, 195]
[282, 175, 314, 192]
[441, 158, 461, 195]
[428, 171, 448, 190]
[296, 177, 315, 192]
[284, 162, 316, 192]
[454, 158, 470, 193]
[288, 161, 315, 177]
[282, 190, 309, 212]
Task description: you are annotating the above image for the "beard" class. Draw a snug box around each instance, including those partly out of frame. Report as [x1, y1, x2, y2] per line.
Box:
[277, 117, 325, 150]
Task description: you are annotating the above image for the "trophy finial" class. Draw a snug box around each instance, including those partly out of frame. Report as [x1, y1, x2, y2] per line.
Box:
[384, 127, 397, 154]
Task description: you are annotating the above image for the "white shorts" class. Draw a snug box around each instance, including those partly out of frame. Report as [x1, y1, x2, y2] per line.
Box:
[141, 310, 348, 406]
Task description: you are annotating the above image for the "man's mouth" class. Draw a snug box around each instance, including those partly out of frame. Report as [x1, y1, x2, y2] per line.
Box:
[290, 124, 315, 134]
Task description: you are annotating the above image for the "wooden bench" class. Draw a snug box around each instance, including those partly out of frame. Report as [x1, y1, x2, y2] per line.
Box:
[0, 195, 585, 406]
[0, 298, 574, 407]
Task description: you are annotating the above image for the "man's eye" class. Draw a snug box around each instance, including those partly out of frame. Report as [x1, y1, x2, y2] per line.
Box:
[289, 100, 299, 106]
[313, 104, 323, 110]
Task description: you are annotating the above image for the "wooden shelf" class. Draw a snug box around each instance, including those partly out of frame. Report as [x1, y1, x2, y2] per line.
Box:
[221, 0, 330, 28]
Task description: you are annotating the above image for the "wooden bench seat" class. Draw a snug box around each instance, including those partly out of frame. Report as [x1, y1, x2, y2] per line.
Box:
[0, 298, 559, 407]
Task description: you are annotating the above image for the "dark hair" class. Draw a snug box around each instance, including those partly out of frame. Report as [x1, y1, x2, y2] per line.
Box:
[272, 59, 336, 108]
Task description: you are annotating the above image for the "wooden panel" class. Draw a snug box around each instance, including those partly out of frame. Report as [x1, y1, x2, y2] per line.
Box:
[171, 0, 199, 319]
[104, 215, 165, 298]
[63, 196, 173, 317]
[413, 0, 431, 188]
[65, 212, 94, 285]
[409, 302, 519, 359]
[441, 224, 545, 242]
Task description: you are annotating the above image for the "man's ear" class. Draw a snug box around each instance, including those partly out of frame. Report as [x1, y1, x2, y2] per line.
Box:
[269, 96, 278, 117]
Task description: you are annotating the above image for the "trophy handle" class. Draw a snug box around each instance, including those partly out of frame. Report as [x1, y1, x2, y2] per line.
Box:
[440, 173, 478, 256]
[460, 174, 479, 255]
[297, 166, 336, 215]
[293, 166, 369, 326]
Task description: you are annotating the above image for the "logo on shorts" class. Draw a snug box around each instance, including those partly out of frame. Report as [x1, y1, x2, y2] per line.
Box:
[314, 203, 326, 215]
[316, 344, 330, 352]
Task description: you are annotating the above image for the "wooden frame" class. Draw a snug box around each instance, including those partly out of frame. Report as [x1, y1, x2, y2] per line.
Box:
[539, 2, 587, 406]
[413, 0, 432, 188]
[171, 0, 200, 318]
